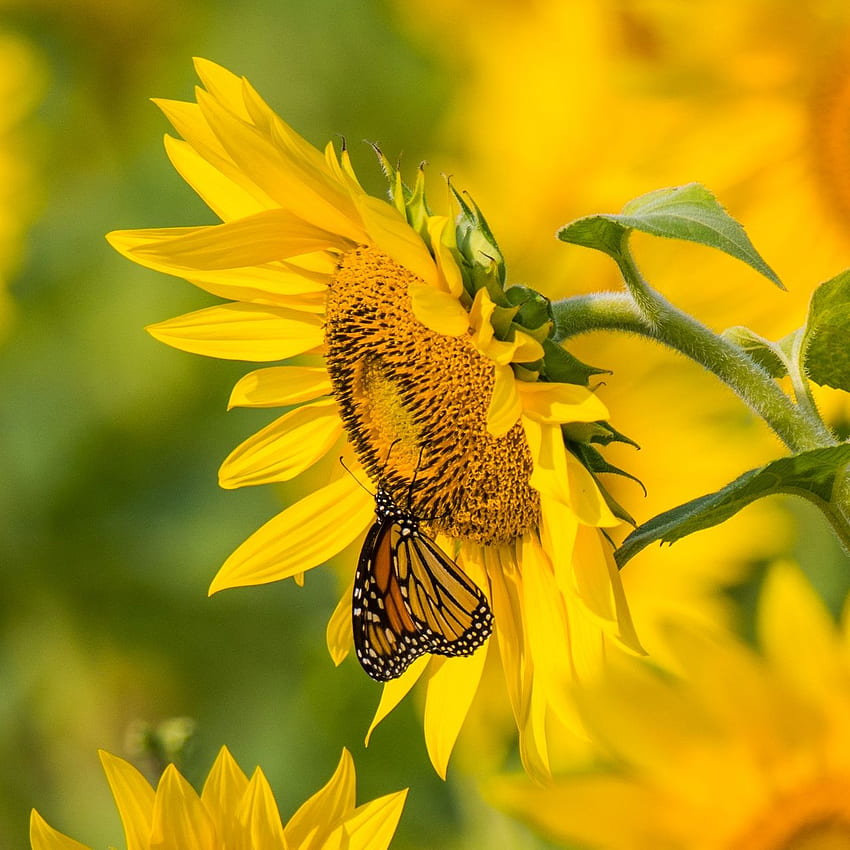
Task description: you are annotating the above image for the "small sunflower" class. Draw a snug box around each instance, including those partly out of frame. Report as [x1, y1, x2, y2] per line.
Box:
[490, 561, 850, 849]
[108, 58, 643, 778]
[30, 747, 406, 850]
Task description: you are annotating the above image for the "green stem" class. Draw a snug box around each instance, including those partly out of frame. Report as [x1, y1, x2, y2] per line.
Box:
[786, 329, 836, 445]
[551, 282, 830, 455]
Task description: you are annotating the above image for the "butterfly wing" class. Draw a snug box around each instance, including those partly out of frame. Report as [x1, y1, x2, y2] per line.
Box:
[352, 518, 428, 681]
[394, 529, 492, 656]
[352, 517, 492, 682]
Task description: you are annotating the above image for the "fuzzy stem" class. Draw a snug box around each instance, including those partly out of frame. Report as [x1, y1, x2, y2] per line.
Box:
[551, 288, 830, 454]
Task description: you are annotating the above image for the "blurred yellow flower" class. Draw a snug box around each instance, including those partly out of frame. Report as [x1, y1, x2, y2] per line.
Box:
[108, 58, 643, 778]
[490, 562, 850, 849]
[30, 747, 406, 850]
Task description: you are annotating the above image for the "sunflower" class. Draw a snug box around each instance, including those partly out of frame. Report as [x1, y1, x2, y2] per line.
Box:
[490, 561, 850, 849]
[107, 58, 643, 779]
[30, 747, 406, 850]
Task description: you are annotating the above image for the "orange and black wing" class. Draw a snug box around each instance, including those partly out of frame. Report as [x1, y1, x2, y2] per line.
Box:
[352, 519, 492, 682]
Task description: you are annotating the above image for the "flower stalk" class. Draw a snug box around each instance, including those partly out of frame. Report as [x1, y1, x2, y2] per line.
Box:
[550, 234, 850, 555]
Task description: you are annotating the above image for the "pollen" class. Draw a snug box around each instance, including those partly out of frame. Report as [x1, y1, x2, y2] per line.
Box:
[324, 246, 539, 545]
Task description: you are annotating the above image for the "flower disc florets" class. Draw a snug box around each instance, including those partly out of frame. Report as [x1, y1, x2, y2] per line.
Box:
[325, 246, 539, 545]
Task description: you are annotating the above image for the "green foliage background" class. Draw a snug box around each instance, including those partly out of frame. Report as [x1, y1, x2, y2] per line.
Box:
[0, 2, 549, 847]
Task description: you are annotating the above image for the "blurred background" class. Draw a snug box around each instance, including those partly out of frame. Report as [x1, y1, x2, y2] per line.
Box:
[3, 1, 850, 848]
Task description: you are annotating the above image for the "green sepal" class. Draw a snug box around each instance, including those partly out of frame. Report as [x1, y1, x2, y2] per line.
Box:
[597, 481, 638, 528]
[615, 445, 850, 569]
[557, 183, 783, 289]
[563, 419, 640, 449]
[570, 442, 646, 496]
[512, 364, 541, 382]
[721, 325, 788, 378]
[491, 303, 520, 338]
[515, 320, 552, 345]
[505, 284, 554, 330]
[800, 269, 850, 391]
[375, 148, 432, 242]
[450, 182, 508, 304]
[540, 338, 609, 387]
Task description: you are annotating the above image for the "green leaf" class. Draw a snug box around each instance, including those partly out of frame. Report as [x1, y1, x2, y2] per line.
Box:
[721, 325, 788, 378]
[558, 183, 783, 289]
[801, 269, 850, 391]
[615, 445, 850, 568]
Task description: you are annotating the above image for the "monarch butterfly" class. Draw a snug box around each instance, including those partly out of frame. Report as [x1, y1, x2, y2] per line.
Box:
[352, 485, 494, 681]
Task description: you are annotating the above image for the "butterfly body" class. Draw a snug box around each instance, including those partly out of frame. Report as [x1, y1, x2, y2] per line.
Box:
[352, 487, 493, 682]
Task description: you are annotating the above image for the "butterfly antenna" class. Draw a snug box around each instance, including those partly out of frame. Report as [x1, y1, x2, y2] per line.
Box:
[338, 456, 374, 496]
[406, 444, 426, 509]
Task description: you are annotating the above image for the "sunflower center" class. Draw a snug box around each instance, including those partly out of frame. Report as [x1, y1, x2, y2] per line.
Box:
[324, 246, 539, 545]
[728, 777, 850, 850]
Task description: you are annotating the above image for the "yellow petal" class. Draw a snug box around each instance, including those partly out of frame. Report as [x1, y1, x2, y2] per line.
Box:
[516, 381, 608, 425]
[228, 366, 332, 409]
[118, 210, 352, 272]
[196, 87, 364, 243]
[468, 286, 496, 348]
[154, 98, 254, 206]
[758, 560, 844, 703]
[520, 680, 551, 781]
[467, 287, 517, 365]
[242, 82, 333, 177]
[98, 750, 155, 850]
[365, 655, 430, 745]
[200, 746, 250, 847]
[480, 542, 527, 728]
[563, 591, 608, 685]
[164, 134, 266, 221]
[238, 768, 286, 850]
[486, 365, 523, 436]
[524, 418, 575, 517]
[218, 399, 341, 488]
[354, 192, 440, 288]
[519, 536, 576, 731]
[408, 283, 469, 336]
[342, 790, 408, 850]
[573, 524, 644, 655]
[209, 474, 374, 593]
[185, 267, 328, 308]
[537, 491, 580, 597]
[284, 749, 356, 848]
[510, 329, 545, 364]
[423, 647, 488, 779]
[29, 811, 91, 850]
[150, 765, 217, 850]
[426, 215, 464, 298]
[109, 228, 329, 304]
[193, 57, 253, 120]
[326, 584, 354, 666]
[146, 303, 323, 362]
[565, 451, 618, 527]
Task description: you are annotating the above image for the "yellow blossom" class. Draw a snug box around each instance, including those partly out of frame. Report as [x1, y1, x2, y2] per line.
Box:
[108, 58, 644, 778]
[490, 562, 850, 849]
[30, 747, 406, 850]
